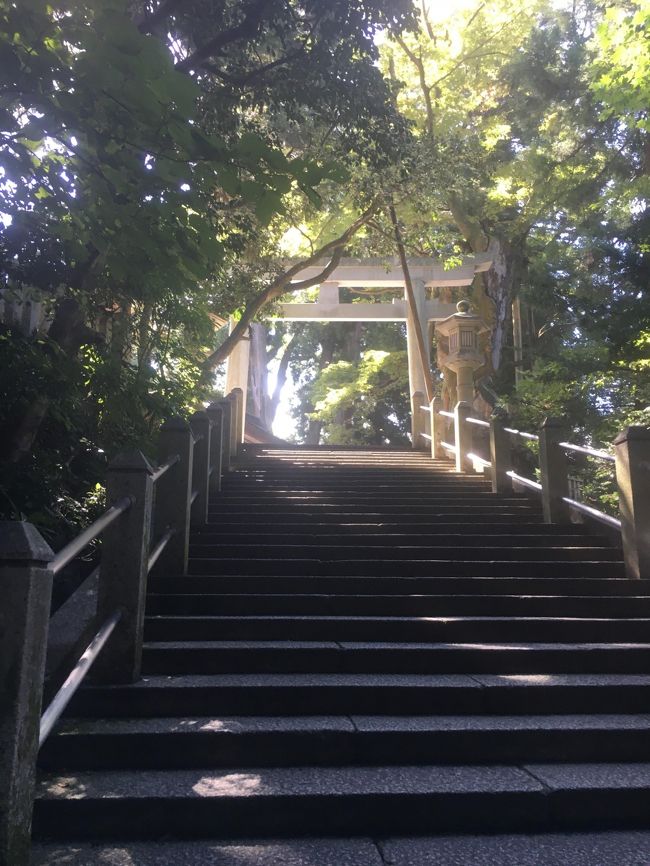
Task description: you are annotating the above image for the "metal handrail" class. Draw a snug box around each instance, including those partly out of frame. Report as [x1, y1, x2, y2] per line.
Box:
[441, 441, 457, 452]
[39, 609, 122, 747]
[466, 417, 489, 428]
[559, 442, 615, 463]
[419, 405, 431, 413]
[151, 453, 180, 483]
[50, 497, 132, 576]
[507, 470, 542, 492]
[467, 452, 491, 467]
[190, 488, 199, 505]
[421, 432, 432, 440]
[563, 497, 622, 530]
[148, 527, 176, 573]
[504, 427, 539, 442]
[439, 410, 454, 419]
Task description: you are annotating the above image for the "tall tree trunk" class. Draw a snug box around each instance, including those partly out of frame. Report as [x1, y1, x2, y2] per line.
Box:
[447, 193, 526, 378]
[269, 327, 302, 427]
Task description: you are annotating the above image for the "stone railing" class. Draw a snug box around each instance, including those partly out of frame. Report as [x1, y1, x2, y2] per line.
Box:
[419, 398, 650, 582]
[0, 388, 244, 865]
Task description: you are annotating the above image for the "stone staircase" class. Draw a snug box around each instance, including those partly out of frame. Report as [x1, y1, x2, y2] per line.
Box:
[32, 447, 650, 863]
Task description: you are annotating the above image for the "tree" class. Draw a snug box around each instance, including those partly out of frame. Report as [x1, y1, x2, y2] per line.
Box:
[380, 0, 631, 398]
[0, 0, 415, 529]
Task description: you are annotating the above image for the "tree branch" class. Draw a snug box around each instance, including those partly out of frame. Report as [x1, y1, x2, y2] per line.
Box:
[176, 0, 274, 72]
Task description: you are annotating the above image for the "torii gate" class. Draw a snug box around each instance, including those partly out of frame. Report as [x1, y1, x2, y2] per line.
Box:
[225, 255, 493, 445]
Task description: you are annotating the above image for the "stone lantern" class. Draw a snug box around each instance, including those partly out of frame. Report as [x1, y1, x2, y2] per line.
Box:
[435, 300, 490, 405]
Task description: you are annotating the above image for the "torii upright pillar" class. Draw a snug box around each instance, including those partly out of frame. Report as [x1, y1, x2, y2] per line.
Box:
[224, 318, 249, 443]
[405, 278, 431, 448]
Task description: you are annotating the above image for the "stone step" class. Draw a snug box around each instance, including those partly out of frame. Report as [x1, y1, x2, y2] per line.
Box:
[150, 575, 644, 596]
[213, 492, 518, 502]
[205, 513, 548, 525]
[187, 559, 625, 577]
[39, 714, 650, 770]
[189, 533, 606, 548]
[208, 504, 543, 515]
[191, 522, 592, 536]
[146, 592, 650, 617]
[31, 838, 386, 865]
[188, 544, 621, 562]
[143, 615, 650, 643]
[29, 831, 650, 866]
[221, 483, 494, 492]
[140, 641, 650, 676]
[32, 762, 650, 838]
[66, 673, 650, 717]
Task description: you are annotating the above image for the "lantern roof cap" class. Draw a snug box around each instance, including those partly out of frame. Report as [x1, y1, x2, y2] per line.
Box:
[435, 300, 491, 337]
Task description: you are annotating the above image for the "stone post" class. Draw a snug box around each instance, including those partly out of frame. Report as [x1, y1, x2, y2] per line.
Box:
[0, 522, 53, 866]
[155, 417, 194, 575]
[539, 416, 570, 523]
[430, 396, 444, 459]
[454, 401, 473, 473]
[95, 451, 154, 683]
[489, 413, 513, 494]
[455, 365, 475, 406]
[614, 426, 650, 579]
[190, 410, 211, 526]
[411, 389, 426, 450]
[206, 402, 225, 493]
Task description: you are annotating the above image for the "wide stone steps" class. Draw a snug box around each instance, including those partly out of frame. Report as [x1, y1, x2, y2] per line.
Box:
[146, 592, 650, 617]
[32, 762, 650, 838]
[190, 531, 605, 546]
[150, 574, 649, 595]
[29, 832, 650, 866]
[140, 640, 650, 675]
[143, 615, 650, 643]
[38, 714, 650, 770]
[63, 673, 650, 716]
[34, 445, 650, 854]
[189, 543, 621, 561]
[188, 558, 625, 577]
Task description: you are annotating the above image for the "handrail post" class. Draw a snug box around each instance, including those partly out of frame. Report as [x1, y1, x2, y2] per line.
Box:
[155, 417, 194, 575]
[206, 401, 225, 492]
[190, 410, 211, 526]
[489, 412, 512, 494]
[412, 389, 426, 450]
[95, 451, 154, 683]
[614, 426, 650, 579]
[454, 400, 473, 473]
[539, 416, 570, 523]
[0, 522, 53, 866]
[430, 396, 444, 459]
[219, 398, 233, 473]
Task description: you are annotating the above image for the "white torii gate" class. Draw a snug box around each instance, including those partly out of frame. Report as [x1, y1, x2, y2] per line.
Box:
[226, 255, 492, 445]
